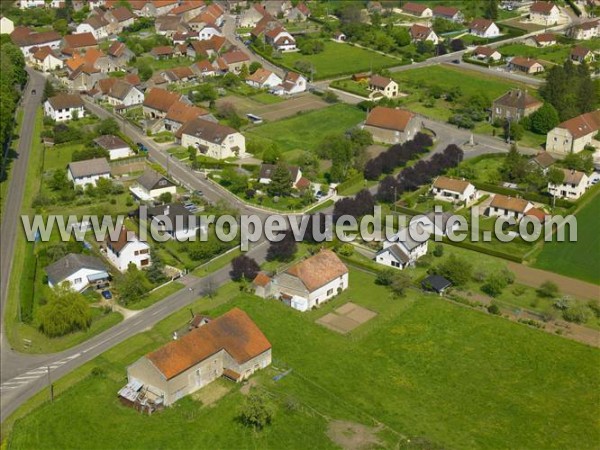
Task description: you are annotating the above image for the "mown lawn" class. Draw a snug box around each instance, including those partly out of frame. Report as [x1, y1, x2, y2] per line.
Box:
[6, 270, 600, 450]
[279, 41, 401, 79]
[246, 103, 364, 153]
[534, 189, 600, 284]
[497, 43, 571, 65]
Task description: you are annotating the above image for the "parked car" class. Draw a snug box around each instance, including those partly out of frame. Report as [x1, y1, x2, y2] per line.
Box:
[101, 290, 113, 300]
[136, 142, 148, 153]
[193, 190, 204, 197]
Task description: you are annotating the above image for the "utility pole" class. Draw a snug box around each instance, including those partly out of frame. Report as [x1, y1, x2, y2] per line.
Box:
[47, 366, 54, 402]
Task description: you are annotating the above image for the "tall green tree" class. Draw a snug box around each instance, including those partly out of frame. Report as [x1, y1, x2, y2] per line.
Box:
[530, 103, 559, 134]
[267, 163, 293, 197]
[484, 0, 498, 20]
[37, 285, 92, 337]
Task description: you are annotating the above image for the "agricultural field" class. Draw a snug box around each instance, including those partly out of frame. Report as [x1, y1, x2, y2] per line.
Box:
[534, 189, 600, 284]
[279, 41, 401, 80]
[246, 103, 365, 153]
[6, 270, 600, 450]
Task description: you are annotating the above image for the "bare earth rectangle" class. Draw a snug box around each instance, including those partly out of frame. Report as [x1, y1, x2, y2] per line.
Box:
[336, 302, 358, 315]
[346, 308, 377, 324]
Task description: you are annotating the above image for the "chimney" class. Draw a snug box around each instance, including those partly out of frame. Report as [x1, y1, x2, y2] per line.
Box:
[165, 205, 170, 215]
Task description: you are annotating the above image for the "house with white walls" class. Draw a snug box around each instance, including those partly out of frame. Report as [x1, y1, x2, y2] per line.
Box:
[375, 227, 429, 270]
[44, 94, 86, 122]
[104, 226, 151, 272]
[67, 158, 111, 188]
[547, 169, 589, 200]
[45, 253, 109, 292]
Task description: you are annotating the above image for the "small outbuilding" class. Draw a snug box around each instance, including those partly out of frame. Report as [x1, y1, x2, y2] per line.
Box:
[421, 274, 452, 295]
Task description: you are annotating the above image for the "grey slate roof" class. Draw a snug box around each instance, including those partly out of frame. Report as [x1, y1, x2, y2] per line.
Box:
[68, 158, 111, 178]
[136, 169, 175, 191]
[45, 253, 107, 285]
[94, 135, 129, 150]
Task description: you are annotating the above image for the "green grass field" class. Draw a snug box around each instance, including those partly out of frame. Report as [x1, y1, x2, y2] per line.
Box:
[279, 41, 401, 80]
[6, 270, 600, 449]
[534, 189, 600, 284]
[497, 43, 570, 65]
[246, 103, 365, 153]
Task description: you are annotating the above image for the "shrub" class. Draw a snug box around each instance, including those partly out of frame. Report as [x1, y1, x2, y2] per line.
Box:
[538, 280, 559, 298]
[375, 268, 395, 286]
[432, 244, 444, 257]
[562, 305, 591, 324]
[487, 303, 501, 315]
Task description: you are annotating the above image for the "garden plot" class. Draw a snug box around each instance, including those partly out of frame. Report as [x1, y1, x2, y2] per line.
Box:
[317, 302, 377, 334]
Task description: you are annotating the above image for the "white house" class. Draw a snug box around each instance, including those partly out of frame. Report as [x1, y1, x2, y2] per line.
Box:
[197, 24, 223, 41]
[45, 253, 109, 292]
[568, 20, 599, 40]
[431, 176, 478, 205]
[469, 19, 500, 38]
[432, 5, 463, 22]
[487, 194, 533, 221]
[368, 75, 399, 99]
[264, 26, 296, 51]
[19, 0, 46, 8]
[76, 15, 109, 40]
[245, 68, 282, 89]
[32, 46, 64, 72]
[239, 4, 267, 27]
[272, 71, 307, 95]
[44, 94, 86, 122]
[177, 118, 246, 160]
[67, 158, 111, 188]
[402, 2, 432, 17]
[0, 16, 15, 35]
[547, 168, 589, 200]
[375, 227, 429, 270]
[258, 164, 302, 187]
[529, 2, 560, 25]
[105, 226, 151, 272]
[545, 110, 600, 154]
[409, 24, 439, 44]
[472, 46, 502, 61]
[11, 27, 62, 56]
[105, 80, 144, 107]
[254, 249, 348, 312]
[94, 135, 133, 160]
[145, 203, 203, 241]
[131, 169, 177, 201]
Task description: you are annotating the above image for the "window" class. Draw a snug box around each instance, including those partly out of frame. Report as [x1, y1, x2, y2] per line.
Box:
[327, 288, 333, 296]
[391, 261, 400, 268]
[74, 278, 82, 284]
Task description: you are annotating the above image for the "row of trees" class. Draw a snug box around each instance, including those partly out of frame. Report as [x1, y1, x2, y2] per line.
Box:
[318, 128, 373, 182]
[0, 38, 27, 159]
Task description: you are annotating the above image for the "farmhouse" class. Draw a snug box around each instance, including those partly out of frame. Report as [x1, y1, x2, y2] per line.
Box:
[508, 57, 544, 74]
[363, 106, 421, 145]
[45, 94, 85, 122]
[376, 227, 429, 270]
[255, 249, 349, 312]
[272, 71, 307, 95]
[62, 32, 98, 53]
[368, 75, 399, 99]
[545, 110, 600, 154]
[143, 88, 183, 119]
[239, 4, 267, 27]
[402, 2, 432, 17]
[245, 68, 283, 89]
[409, 24, 439, 44]
[94, 135, 133, 160]
[529, 2, 560, 25]
[105, 6, 136, 33]
[164, 101, 209, 134]
[191, 60, 217, 78]
[431, 176, 478, 205]
[287, 3, 310, 21]
[104, 226, 151, 272]
[487, 194, 533, 220]
[67, 158, 111, 188]
[177, 118, 246, 160]
[11, 27, 62, 55]
[432, 5, 463, 22]
[45, 253, 109, 292]
[491, 89, 543, 123]
[527, 32, 558, 47]
[469, 19, 500, 38]
[472, 46, 502, 61]
[122, 308, 271, 407]
[76, 14, 110, 40]
[145, 203, 202, 241]
[568, 19, 599, 40]
[131, 169, 177, 201]
[547, 168, 589, 200]
[32, 46, 64, 72]
[216, 49, 250, 74]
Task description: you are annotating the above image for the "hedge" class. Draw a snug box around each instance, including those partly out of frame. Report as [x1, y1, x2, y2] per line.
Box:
[565, 0, 582, 16]
[337, 254, 380, 274]
[471, 181, 576, 210]
[20, 243, 37, 324]
[441, 238, 524, 263]
[336, 173, 365, 195]
[391, 205, 422, 216]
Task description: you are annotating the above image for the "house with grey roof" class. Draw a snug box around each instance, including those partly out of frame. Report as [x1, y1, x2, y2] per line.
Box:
[67, 157, 111, 187]
[94, 135, 132, 160]
[375, 226, 429, 270]
[130, 169, 177, 201]
[177, 118, 246, 160]
[45, 253, 109, 292]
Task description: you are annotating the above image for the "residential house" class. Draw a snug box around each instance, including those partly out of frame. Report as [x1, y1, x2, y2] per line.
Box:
[529, 2, 560, 25]
[187, 35, 228, 59]
[431, 176, 478, 205]
[507, 57, 544, 74]
[67, 63, 103, 91]
[95, 41, 134, 72]
[402, 2, 432, 17]
[568, 19, 600, 40]
[164, 101, 209, 133]
[32, 46, 64, 72]
[469, 19, 500, 38]
[376, 227, 429, 270]
[131, 169, 177, 201]
[527, 32, 558, 47]
[409, 24, 439, 44]
[104, 226, 151, 272]
[368, 75, 399, 99]
[193, 22, 224, 41]
[76, 14, 110, 40]
[173, 31, 199, 45]
[491, 89, 543, 122]
[105, 6, 136, 33]
[245, 68, 282, 89]
[239, 4, 268, 27]
[265, 26, 296, 51]
[570, 46, 594, 64]
[363, 106, 421, 145]
[255, 249, 348, 312]
[1, 16, 15, 35]
[62, 32, 98, 53]
[432, 5, 463, 22]
[169, 1, 206, 22]
[94, 135, 133, 160]
[145, 203, 202, 240]
[143, 88, 184, 119]
[44, 93, 86, 122]
[45, 253, 109, 292]
[258, 164, 302, 188]
[155, 15, 187, 38]
[123, 308, 271, 407]
[151, 45, 175, 60]
[545, 110, 600, 154]
[547, 168, 589, 200]
[272, 71, 307, 95]
[10, 27, 62, 55]
[177, 118, 246, 159]
[127, 0, 178, 17]
[472, 46, 502, 61]
[67, 157, 111, 187]
[332, 31, 346, 42]
[287, 3, 310, 21]
[106, 80, 144, 107]
[19, 0, 46, 8]
[215, 48, 250, 73]
[161, 66, 197, 84]
[530, 152, 555, 174]
[264, 0, 292, 18]
[191, 59, 217, 78]
[487, 194, 533, 220]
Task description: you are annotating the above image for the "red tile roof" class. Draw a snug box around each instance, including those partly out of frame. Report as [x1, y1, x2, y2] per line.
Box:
[530, 1, 557, 14]
[252, 272, 271, 287]
[365, 106, 415, 132]
[285, 250, 348, 292]
[143, 87, 182, 113]
[556, 110, 600, 139]
[63, 32, 98, 49]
